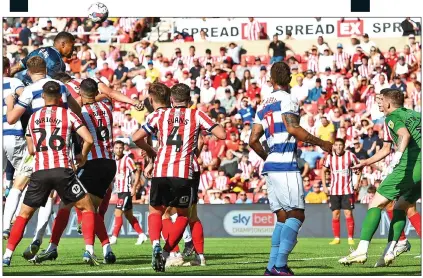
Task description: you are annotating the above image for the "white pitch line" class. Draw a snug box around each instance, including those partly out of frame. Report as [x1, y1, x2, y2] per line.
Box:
[72, 253, 420, 274]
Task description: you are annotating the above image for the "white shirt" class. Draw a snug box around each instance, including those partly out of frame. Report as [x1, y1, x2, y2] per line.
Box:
[291, 84, 309, 103]
[216, 86, 234, 100]
[360, 41, 376, 54]
[132, 75, 147, 92]
[200, 87, 216, 104]
[227, 45, 242, 64]
[320, 74, 337, 90]
[303, 76, 317, 90]
[374, 81, 390, 94]
[318, 55, 334, 72]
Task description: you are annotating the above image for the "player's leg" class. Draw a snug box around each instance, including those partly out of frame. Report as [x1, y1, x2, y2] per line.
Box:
[385, 201, 411, 258]
[110, 195, 125, 244]
[343, 194, 356, 245]
[269, 172, 304, 275]
[162, 208, 184, 267]
[99, 185, 113, 219]
[183, 174, 200, 258]
[329, 206, 341, 245]
[75, 207, 83, 235]
[124, 208, 148, 245]
[3, 170, 52, 266]
[32, 190, 55, 245]
[406, 203, 421, 237]
[187, 205, 205, 265]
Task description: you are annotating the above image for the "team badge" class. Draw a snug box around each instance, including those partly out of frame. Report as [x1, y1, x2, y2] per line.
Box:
[388, 120, 394, 129]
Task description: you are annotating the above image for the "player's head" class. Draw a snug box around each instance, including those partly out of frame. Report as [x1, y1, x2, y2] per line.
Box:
[53, 72, 72, 83]
[148, 82, 171, 109]
[42, 81, 62, 104]
[80, 78, 99, 100]
[333, 138, 346, 156]
[270, 62, 291, 90]
[380, 88, 404, 115]
[170, 83, 191, 106]
[54, 31, 75, 58]
[27, 56, 47, 78]
[113, 140, 125, 157]
[3, 56, 10, 76]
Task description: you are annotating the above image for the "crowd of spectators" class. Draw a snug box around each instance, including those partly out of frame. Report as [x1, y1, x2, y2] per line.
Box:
[3, 18, 422, 205]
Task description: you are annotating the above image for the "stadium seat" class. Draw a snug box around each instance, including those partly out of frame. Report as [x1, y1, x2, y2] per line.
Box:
[245, 55, 256, 65]
[109, 193, 118, 205]
[223, 193, 237, 203]
[294, 54, 302, 63]
[300, 62, 308, 72]
[304, 103, 318, 114]
[354, 103, 366, 113]
[259, 55, 270, 65]
[254, 193, 265, 202]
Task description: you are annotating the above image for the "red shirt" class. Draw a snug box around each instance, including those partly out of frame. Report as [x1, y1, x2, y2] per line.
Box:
[225, 126, 239, 139]
[351, 53, 364, 66]
[208, 138, 226, 159]
[124, 87, 139, 100]
[100, 68, 114, 81]
[246, 87, 261, 100]
[212, 72, 229, 89]
[162, 79, 177, 88]
[386, 55, 398, 69]
[226, 140, 240, 151]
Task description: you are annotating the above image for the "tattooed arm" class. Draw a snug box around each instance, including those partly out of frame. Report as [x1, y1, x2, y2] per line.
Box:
[395, 127, 410, 154]
[249, 124, 268, 161]
[282, 113, 333, 153]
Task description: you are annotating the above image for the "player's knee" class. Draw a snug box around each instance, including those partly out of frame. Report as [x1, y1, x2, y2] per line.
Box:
[332, 210, 341, 219]
[406, 204, 417, 217]
[13, 177, 29, 191]
[19, 204, 35, 219]
[75, 195, 94, 212]
[343, 210, 353, 218]
[368, 192, 389, 209]
[394, 198, 410, 211]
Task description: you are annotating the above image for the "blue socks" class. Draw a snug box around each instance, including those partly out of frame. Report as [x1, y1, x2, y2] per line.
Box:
[275, 218, 302, 268]
[267, 222, 284, 271]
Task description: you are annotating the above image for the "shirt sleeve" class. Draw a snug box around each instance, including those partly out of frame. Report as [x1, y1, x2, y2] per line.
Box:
[20, 49, 40, 69]
[127, 157, 136, 173]
[323, 155, 331, 168]
[69, 111, 84, 131]
[197, 110, 217, 132]
[11, 78, 25, 93]
[387, 114, 406, 134]
[281, 98, 300, 115]
[17, 87, 33, 108]
[25, 118, 33, 137]
[141, 111, 159, 135]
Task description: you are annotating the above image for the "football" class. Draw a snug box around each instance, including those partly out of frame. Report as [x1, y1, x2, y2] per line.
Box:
[88, 2, 109, 23]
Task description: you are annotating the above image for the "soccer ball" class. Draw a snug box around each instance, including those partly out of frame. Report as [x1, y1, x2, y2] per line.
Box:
[88, 2, 109, 23]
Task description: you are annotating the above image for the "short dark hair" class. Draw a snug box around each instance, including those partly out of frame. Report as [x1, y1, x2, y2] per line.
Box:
[52, 72, 72, 83]
[42, 81, 61, 98]
[189, 45, 195, 50]
[3, 56, 10, 74]
[26, 56, 46, 74]
[171, 83, 191, 103]
[149, 82, 171, 106]
[270, 62, 291, 87]
[80, 78, 98, 98]
[334, 138, 345, 145]
[380, 88, 404, 107]
[54, 31, 75, 44]
[114, 140, 125, 147]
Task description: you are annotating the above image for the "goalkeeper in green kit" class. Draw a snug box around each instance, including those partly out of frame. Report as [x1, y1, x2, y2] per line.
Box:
[339, 88, 421, 266]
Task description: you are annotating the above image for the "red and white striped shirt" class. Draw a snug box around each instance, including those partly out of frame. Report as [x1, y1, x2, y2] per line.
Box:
[65, 78, 102, 99]
[81, 101, 114, 160]
[333, 52, 350, 69]
[26, 106, 83, 171]
[383, 122, 393, 142]
[200, 57, 215, 67]
[119, 18, 137, 33]
[307, 55, 319, 73]
[193, 155, 200, 173]
[184, 55, 198, 69]
[215, 175, 229, 191]
[246, 20, 261, 41]
[199, 171, 213, 192]
[113, 111, 125, 126]
[238, 161, 253, 180]
[121, 118, 139, 135]
[143, 107, 216, 179]
[200, 150, 213, 166]
[324, 150, 360, 195]
[114, 155, 136, 193]
[403, 53, 416, 65]
[358, 64, 373, 79]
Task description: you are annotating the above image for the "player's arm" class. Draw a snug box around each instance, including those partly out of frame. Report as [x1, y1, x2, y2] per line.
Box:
[301, 161, 310, 178]
[68, 95, 82, 116]
[6, 95, 26, 125]
[75, 126, 94, 168]
[132, 129, 157, 159]
[131, 169, 141, 197]
[321, 166, 329, 194]
[98, 82, 141, 108]
[10, 62, 24, 76]
[249, 124, 267, 161]
[352, 141, 392, 169]
[196, 134, 204, 157]
[354, 169, 362, 192]
[282, 114, 333, 153]
[25, 126, 35, 155]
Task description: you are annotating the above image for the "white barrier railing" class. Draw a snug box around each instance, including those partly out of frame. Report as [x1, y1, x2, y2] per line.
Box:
[3, 32, 122, 44]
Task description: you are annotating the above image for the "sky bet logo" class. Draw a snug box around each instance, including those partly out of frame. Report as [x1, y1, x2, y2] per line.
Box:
[232, 213, 274, 226]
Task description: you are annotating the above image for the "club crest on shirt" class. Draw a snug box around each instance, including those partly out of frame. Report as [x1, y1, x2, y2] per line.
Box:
[388, 120, 394, 129]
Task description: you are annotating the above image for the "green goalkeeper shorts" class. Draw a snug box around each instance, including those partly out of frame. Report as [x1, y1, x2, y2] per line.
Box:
[377, 158, 421, 204]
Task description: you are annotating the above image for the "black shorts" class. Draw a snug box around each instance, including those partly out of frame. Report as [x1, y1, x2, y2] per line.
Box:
[150, 177, 193, 208]
[116, 192, 133, 211]
[77, 159, 116, 199]
[191, 172, 200, 204]
[329, 194, 355, 211]
[24, 168, 86, 208]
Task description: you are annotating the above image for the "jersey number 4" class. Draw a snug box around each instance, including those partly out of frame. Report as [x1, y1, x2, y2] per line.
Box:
[33, 128, 65, 152]
[166, 126, 183, 152]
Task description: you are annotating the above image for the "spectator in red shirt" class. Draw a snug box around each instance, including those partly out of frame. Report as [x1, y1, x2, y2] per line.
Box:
[224, 120, 239, 139]
[162, 71, 177, 88]
[208, 134, 226, 160]
[69, 51, 81, 74]
[386, 46, 398, 70]
[246, 80, 261, 100]
[212, 68, 229, 89]
[226, 132, 241, 151]
[124, 79, 139, 100]
[100, 62, 114, 83]
[322, 79, 334, 101]
[350, 46, 365, 71]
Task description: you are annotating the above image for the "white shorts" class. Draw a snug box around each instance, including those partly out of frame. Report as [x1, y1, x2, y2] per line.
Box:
[264, 171, 305, 212]
[2, 135, 26, 176]
[16, 151, 34, 178]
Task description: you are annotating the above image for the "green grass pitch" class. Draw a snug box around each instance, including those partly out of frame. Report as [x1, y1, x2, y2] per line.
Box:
[3, 238, 421, 276]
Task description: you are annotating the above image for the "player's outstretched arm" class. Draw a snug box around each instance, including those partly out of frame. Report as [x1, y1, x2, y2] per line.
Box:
[352, 142, 392, 169]
[98, 83, 141, 109]
[68, 95, 82, 116]
[249, 124, 267, 161]
[196, 134, 204, 157]
[210, 125, 226, 140]
[282, 114, 333, 153]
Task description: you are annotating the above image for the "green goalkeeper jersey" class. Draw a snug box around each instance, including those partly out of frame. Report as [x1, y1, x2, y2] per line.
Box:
[385, 107, 421, 162]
